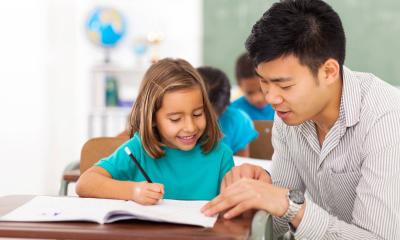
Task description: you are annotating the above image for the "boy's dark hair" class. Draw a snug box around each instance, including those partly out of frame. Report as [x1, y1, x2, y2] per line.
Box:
[245, 0, 346, 77]
[235, 52, 257, 83]
[197, 66, 231, 116]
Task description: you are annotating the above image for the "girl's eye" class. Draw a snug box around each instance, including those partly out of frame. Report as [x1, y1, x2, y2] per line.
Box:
[169, 118, 180, 122]
[193, 111, 204, 117]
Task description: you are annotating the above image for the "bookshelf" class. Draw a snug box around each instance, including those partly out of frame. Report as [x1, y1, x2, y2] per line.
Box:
[88, 65, 146, 137]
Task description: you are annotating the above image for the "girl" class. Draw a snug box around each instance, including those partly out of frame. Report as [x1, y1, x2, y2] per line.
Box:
[76, 58, 234, 205]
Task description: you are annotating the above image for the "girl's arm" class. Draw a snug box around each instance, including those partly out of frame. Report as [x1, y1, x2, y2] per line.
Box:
[76, 166, 164, 205]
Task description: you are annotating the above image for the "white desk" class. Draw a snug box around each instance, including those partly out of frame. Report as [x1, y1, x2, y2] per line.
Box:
[233, 156, 272, 173]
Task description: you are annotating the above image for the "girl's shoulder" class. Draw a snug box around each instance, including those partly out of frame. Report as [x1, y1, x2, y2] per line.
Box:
[207, 140, 233, 156]
[122, 131, 144, 154]
[122, 132, 141, 145]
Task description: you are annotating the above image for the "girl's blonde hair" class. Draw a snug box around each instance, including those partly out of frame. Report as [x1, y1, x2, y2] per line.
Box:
[129, 58, 222, 158]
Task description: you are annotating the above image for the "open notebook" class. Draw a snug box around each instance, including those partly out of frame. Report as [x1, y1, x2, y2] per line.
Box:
[0, 196, 217, 228]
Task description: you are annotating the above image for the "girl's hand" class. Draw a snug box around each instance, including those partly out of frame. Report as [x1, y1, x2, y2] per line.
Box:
[131, 182, 164, 205]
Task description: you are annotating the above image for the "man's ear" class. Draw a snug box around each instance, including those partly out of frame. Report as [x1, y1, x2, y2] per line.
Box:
[319, 58, 340, 86]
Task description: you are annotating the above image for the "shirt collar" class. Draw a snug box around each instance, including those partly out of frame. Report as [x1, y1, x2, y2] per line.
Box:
[341, 66, 361, 128]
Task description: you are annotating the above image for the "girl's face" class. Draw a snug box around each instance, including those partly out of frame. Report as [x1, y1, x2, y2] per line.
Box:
[155, 86, 206, 151]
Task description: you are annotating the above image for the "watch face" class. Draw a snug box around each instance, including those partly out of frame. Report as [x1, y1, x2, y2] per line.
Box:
[289, 190, 305, 204]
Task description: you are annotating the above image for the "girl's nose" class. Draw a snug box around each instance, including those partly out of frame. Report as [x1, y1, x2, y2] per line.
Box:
[184, 118, 196, 132]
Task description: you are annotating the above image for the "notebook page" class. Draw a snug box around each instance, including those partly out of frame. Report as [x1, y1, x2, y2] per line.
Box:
[116, 199, 218, 228]
[0, 196, 125, 224]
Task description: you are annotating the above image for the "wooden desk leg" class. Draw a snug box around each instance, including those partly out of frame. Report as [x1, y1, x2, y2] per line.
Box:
[249, 210, 273, 240]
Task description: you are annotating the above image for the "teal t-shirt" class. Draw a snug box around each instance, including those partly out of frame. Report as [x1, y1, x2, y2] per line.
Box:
[218, 106, 258, 153]
[96, 133, 234, 200]
[230, 96, 275, 120]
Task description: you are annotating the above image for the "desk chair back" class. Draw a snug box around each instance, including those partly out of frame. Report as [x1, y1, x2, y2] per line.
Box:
[249, 120, 274, 160]
[80, 137, 127, 174]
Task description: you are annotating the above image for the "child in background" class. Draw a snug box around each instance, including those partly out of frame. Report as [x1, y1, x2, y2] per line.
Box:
[76, 58, 234, 204]
[197, 66, 258, 157]
[230, 52, 275, 120]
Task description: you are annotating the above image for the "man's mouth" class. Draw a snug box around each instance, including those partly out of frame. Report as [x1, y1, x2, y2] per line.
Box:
[276, 110, 291, 119]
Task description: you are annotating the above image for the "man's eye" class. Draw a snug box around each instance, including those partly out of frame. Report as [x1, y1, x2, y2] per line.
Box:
[281, 85, 293, 90]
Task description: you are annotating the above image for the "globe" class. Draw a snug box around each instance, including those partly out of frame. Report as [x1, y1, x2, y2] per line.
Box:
[85, 7, 126, 48]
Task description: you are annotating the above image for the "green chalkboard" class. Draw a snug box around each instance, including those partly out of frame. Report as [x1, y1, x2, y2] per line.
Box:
[203, 0, 400, 86]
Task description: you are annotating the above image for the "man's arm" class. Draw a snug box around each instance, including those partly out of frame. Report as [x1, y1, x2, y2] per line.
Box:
[292, 111, 400, 239]
[206, 118, 306, 237]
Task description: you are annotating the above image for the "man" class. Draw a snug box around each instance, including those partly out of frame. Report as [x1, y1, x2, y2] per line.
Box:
[201, 0, 400, 239]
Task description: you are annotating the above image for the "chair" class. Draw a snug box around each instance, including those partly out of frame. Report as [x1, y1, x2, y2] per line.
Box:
[80, 137, 127, 173]
[250, 210, 273, 240]
[58, 161, 80, 195]
[59, 136, 128, 196]
[249, 120, 274, 160]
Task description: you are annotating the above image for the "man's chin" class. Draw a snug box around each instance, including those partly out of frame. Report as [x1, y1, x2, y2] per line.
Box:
[280, 115, 304, 126]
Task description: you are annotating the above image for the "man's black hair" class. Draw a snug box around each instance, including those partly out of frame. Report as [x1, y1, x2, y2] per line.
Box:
[245, 0, 345, 76]
[197, 66, 231, 115]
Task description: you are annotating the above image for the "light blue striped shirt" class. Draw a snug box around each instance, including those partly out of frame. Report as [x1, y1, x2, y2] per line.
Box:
[272, 67, 400, 239]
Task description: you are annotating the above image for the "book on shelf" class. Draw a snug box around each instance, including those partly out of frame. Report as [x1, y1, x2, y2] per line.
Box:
[0, 196, 217, 228]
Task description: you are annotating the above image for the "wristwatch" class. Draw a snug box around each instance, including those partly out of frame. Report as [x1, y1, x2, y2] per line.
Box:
[281, 189, 305, 223]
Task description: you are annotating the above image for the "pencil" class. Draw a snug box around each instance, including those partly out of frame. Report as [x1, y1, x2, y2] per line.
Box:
[124, 147, 153, 183]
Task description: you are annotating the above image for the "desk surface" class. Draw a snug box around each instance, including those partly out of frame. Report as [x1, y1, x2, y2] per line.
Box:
[0, 195, 252, 240]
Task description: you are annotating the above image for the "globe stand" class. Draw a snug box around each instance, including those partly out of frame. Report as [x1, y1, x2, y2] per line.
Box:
[104, 48, 111, 64]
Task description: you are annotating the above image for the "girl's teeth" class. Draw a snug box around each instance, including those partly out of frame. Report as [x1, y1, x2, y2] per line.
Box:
[181, 135, 194, 139]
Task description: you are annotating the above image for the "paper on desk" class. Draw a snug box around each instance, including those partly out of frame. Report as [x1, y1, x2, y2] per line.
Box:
[0, 196, 217, 228]
[233, 156, 272, 173]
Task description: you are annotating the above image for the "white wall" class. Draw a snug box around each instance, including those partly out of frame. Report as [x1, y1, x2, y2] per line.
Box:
[0, 0, 48, 194]
[0, 0, 202, 196]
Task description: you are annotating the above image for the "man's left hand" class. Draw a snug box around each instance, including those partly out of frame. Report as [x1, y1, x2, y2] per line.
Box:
[220, 164, 271, 192]
[202, 178, 288, 219]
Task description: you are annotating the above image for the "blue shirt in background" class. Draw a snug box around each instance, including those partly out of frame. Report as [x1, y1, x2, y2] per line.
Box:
[230, 96, 275, 120]
[218, 106, 258, 153]
[96, 133, 234, 200]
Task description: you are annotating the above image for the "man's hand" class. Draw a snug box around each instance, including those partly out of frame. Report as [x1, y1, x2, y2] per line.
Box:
[202, 178, 288, 219]
[220, 163, 272, 192]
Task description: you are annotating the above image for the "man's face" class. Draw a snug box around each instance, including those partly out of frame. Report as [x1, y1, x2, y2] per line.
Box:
[238, 76, 269, 109]
[256, 55, 330, 126]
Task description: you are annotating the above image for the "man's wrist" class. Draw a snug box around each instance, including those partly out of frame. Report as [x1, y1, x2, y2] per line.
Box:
[290, 201, 305, 229]
[281, 189, 305, 223]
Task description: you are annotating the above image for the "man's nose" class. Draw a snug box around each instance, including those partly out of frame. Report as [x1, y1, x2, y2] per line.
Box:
[265, 87, 283, 105]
